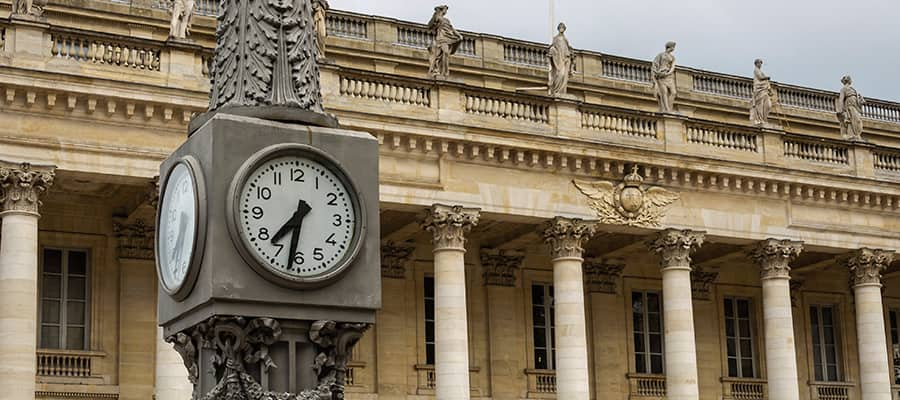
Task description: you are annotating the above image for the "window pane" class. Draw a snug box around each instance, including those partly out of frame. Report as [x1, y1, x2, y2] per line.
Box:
[648, 314, 661, 333]
[647, 293, 660, 312]
[425, 321, 434, 342]
[633, 311, 643, 333]
[66, 327, 85, 350]
[532, 285, 544, 306]
[825, 345, 837, 364]
[43, 249, 62, 273]
[739, 319, 751, 337]
[424, 299, 434, 320]
[41, 300, 60, 324]
[650, 354, 663, 374]
[726, 338, 737, 357]
[649, 334, 662, 353]
[68, 251, 87, 275]
[824, 326, 835, 345]
[737, 299, 750, 318]
[724, 298, 733, 317]
[424, 277, 434, 298]
[533, 306, 546, 326]
[534, 328, 546, 348]
[728, 358, 738, 377]
[68, 277, 86, 300]
[633, 333, 645, 353]
[41, 326, 60, 349]
[632, 292, 643, 315]
[535, 349, 548, 370]
[725, 318, 735, 337]
[810, 306, 819, 326]
[740, 339, 753, 357]
[42, 276, 61, 299]
[426, 345, 435, 365]
[635, 353, 646, 374]
[827, 365, 838, 382]
[741, 359, 754, 378]
[822, 307, 833, 326]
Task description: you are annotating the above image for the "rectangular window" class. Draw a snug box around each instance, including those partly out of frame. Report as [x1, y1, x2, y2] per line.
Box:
[724, 297, 757, 378]
[890, 310, 900, 384]
[424, 276, 435, 365]
[531, 283, 555, 370]
[810, 304, 842, 382]
[40, 249, 89, 350]
[632, 291, 664, 374]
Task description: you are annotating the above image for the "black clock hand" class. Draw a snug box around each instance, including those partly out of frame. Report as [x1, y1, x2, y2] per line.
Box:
[271, 200, 313, 270]
[171, 211, 188, 265]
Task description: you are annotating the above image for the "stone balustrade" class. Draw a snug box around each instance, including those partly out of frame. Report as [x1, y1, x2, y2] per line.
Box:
[50, 31, 161, 71]
[776, 86, 836, 112]
[36, 349, 105, 378]
[627, 373, 666, 398]
[783, 138, 850, 165]
[874, 151, 900, 174]
[601, 56, 652, 83]
[395, 23, 476, 56]
[693, 72, 753, 99]
[326, 14, 369, 39]
[721, 377, 767, 400]
[339, 74, 432, 107]
[809, 382, 852, 400]
[504, 42, 548, 67]
[686, 124, 759, 152]
[464, 92, 550, 124]
[524, 369, 557, 396]
[863, 100, 900, 123]
[580, 108, 659, 139]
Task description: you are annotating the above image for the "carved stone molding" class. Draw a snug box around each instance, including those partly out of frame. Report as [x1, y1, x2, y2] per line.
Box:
[113, 218, 154, 260]
[0, 162, 55, 214]
[381, 241, 415, 279]
[167, 316, 370, 400]
[790, 279, 804, 307]
[691, 269, 719, 300]
[843, 248, 895, 287]
[747, 239, 804, 280]
[646, 229, 705, 270]
[573, 166, 679, 227]
[480, 248, 524, 287]
[421, 204, 480, 250]
[583, 257, 625, 294]
[146, 175, 160, 210]
[541, 217, 598, 260]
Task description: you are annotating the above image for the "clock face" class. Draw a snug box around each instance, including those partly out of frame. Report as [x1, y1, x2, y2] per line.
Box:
[232, 146, 362, 285]
[156, 161, 199, 296]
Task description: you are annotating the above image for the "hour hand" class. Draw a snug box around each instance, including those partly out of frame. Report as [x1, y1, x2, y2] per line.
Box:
[271, 199, 312, 244]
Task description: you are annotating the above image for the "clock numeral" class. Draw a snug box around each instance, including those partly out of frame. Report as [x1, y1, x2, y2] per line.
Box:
[326, 233, 336, 246]
[315, 176, 320, 190]
[332, 214, 342, 227]
[313, 248, 324, 261]
[252, 206, 264, 220]
[293, 252, 305, 265]
[258, 227, 270, 241]
[273, 172, 283, 186]
[326, 193, 338, 206]
[257, 186, 272, 200]
[291, 168, 305, 182]
[273, 243, 285, 257]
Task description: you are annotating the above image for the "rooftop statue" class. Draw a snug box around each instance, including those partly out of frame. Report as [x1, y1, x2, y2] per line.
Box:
[12, 0, 47, 17]
[750, 59, 773, 126]
[837, 75, 865, 141]
[427, 5, 463, 80]
[651, 41, 677, 113]
[168, 0, 195, 40]
[548, 22, 575, 98]
[313, 0, 330, 60]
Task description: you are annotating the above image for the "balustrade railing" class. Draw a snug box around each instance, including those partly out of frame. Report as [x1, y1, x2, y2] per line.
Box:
[627, 373, 666, 398]
[581, 109, 658, 139]
[36, 349, 104, 378]
[777, 86, 836, 112]
[465, 93, 549, 124]
[339, 75, 431, 107]
[525, 369, 557, 395]
[50, 32, 161, 71]
[810, 382, 852, 400]
[875, 151, 900, 174]
[503, 43, 548, 67]
[784, 139, 849, 165]
[326, 14, 368, 39]
[395, 25, 476, 56]
[602, 58, 652, 83]
[693, 72, 752, 99]
[153, 0, 217, 16]
[722, 378, 767, 400]
[415, 364, 437, 392]
[686, 124, 759, 152]
[863, 100, 900, 123]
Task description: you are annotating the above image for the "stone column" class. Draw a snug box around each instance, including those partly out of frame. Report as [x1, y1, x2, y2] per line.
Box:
[647, 229, 704, 400]
[0, 162, 54, 400]
[748, 239, 803, 400]
[422, 204, 480, 400]
[542, 217, 598, 400]
[154, 327, 194, 400]
[844, 248, 895, 400]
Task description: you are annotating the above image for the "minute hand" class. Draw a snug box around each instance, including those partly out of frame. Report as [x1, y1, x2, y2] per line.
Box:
[271, 200, 312, 270]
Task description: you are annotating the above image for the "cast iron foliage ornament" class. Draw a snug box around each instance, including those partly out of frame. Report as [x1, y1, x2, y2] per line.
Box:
[573, 166, 679, 227]
[211, 0, 323, 113]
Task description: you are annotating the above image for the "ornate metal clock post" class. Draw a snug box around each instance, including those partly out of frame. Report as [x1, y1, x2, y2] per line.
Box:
[154, 0, 380, 399]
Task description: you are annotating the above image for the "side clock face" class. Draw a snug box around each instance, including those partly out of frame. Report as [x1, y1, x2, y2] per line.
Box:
[156, 158, 205, 299]
[230, 145, 364, 287]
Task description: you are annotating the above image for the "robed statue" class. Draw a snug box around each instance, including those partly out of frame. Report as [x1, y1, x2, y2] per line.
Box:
[427, 5, 463, 79]
[750, 59, 773, 126]
[168, 0, 195, 40]
[651, 41, 677, 113]
[11, 0, 47, 17]
[548, 23, 575, 97]
[836, 75, 865, 141]
[312, 0, 330, 60]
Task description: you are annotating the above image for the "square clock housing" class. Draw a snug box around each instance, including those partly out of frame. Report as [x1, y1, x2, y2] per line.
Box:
[157, 113, 381, 336]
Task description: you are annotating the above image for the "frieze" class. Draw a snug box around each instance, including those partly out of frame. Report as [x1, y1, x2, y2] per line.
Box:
[0, 162, 55, 214]
[381, 241, 415, 279]
[480, 248, 524, 287]
[583, 257, 625, 294]
[573, 166, 679, 227]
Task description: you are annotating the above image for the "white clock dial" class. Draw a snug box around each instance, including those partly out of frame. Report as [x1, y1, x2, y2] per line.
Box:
[236, 152, 359, 281]
[156, 161, 198, 294]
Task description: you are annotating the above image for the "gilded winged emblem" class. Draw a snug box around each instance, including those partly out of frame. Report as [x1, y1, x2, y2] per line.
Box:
[573, 166, 679, 227]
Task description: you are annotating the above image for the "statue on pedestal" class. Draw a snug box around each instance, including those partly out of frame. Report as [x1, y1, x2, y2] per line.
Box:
[750, 59, 773, 126]
[427, 5, 463, 80]
[168, 0, 195, 40]
[313, 0, 330, 60]
[548, 22, 575, 97]
[11, 0, 47, 18]
[837, 75, 865, 141]
[651, 41, 677, 113]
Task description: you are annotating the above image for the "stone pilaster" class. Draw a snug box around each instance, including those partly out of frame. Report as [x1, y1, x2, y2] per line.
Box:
[480, 248, 523, 287]
[647, 229, 704, 400]
[421, 204, 480, 400]
[747, 239, 803, 400]
[844, 248, 895, 400]
[381, 241, 415, 279]
[0, 161, 54, 400]
[583, 257, 625, 294]
[541, 217, 597, 400]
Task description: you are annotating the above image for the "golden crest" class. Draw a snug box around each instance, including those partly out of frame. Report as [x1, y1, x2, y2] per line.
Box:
[573, 166, 679, 227]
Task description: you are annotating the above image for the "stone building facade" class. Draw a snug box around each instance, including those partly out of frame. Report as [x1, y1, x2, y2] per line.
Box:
[2, 2, 900, 400]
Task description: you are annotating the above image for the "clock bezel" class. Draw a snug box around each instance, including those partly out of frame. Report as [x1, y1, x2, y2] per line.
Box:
[226, 143, 368, 289]
[154, 155, 207, 301]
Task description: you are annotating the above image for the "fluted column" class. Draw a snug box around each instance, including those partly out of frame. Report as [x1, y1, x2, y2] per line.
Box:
[748, 239, 803, 400]
[647, 229, 704, 400]
[422, 204, 480, 400]
[844, 248, 895, 400]
[542, 217, 598, 400]
[0, 162, 54, 400]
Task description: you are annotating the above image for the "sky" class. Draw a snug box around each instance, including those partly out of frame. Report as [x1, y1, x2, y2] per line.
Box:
[330, 0, 899, 102]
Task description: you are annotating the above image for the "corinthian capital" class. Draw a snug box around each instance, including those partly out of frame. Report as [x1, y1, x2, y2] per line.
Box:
[843, 248, 894, 288]
[541, 217, 598, 260]
[0, 162, 55, 214]
[747, 239, 803, 280]
[647, 229, 704, 270]
[421, 204, 480, 250]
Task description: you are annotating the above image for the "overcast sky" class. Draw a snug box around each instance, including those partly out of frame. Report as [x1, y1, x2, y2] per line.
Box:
[331, 0, 899, 102]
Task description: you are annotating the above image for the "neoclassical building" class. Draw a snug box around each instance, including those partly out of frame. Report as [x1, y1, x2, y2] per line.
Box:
[2, 2, 900, 400]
